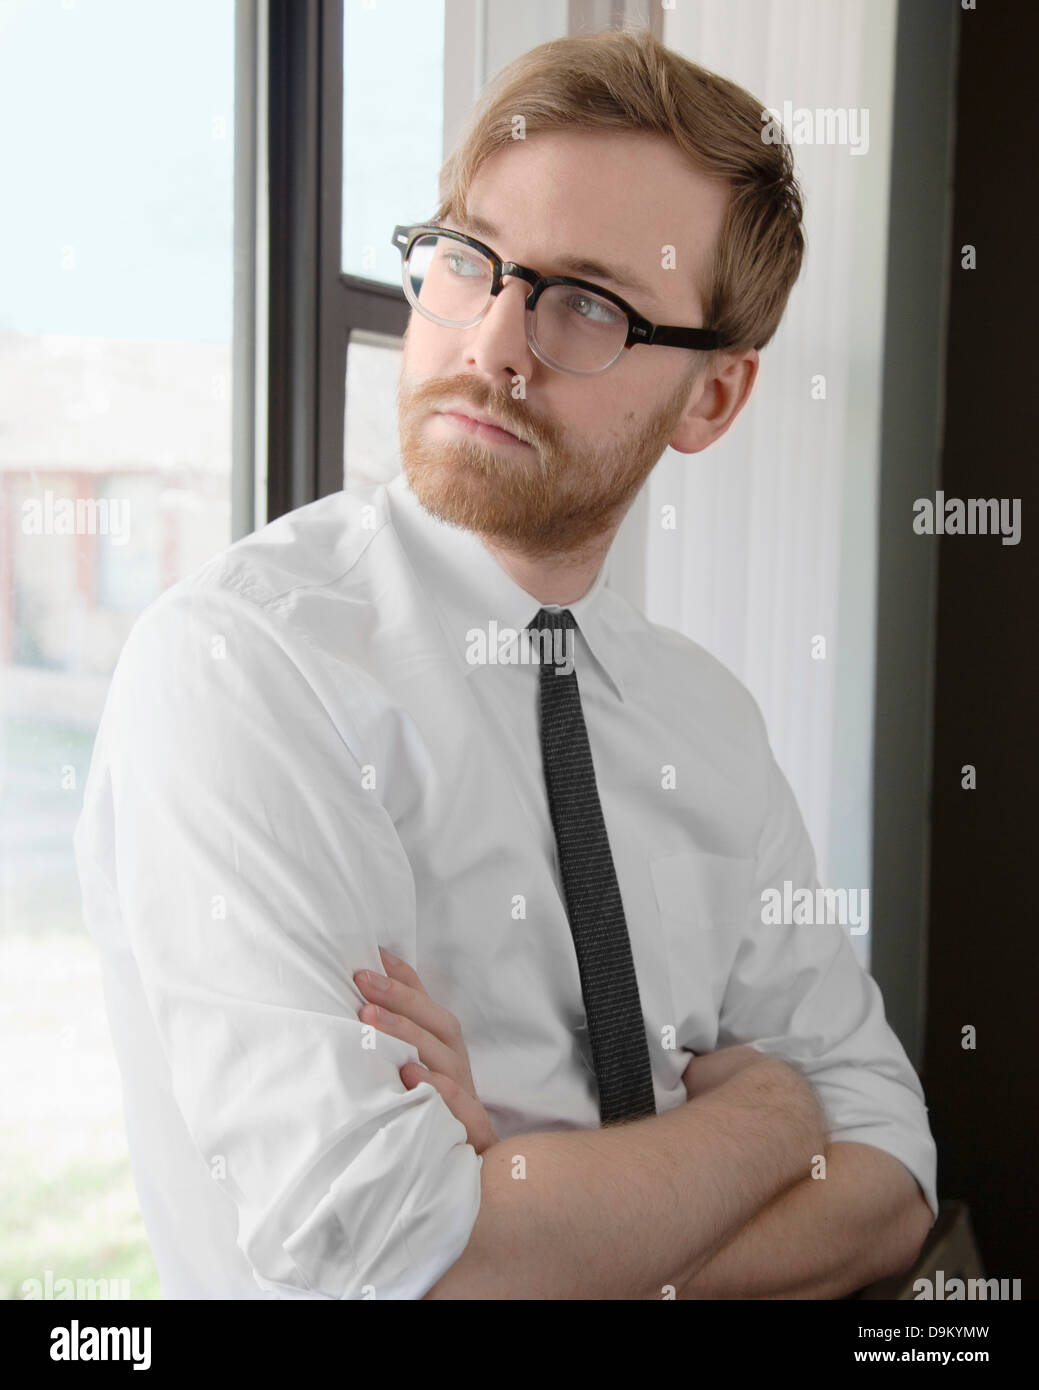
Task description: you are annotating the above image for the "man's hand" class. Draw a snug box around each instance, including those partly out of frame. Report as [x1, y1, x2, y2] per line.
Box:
[353, 947, 501, 1155]
[681, 1042, 769, 1101]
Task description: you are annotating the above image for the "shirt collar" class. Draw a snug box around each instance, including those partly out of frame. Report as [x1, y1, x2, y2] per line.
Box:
[384, 470, 628, 702]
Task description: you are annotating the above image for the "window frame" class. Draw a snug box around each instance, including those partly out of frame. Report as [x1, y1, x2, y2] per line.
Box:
[265, 0, 408, 523]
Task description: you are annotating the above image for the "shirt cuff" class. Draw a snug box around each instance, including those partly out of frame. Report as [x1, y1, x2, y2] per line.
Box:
[246, 1083, 483, 1300]
[811, 1069, 939, 1224]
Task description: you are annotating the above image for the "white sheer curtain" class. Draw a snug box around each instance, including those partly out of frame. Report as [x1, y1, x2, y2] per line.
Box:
[609, 0, 897, 962]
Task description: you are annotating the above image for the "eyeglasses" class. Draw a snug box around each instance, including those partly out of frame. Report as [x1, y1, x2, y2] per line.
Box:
[391, 222, 729, 377]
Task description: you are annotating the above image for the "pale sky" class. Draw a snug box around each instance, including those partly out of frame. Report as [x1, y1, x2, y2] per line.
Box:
[0, 0, 444, 343]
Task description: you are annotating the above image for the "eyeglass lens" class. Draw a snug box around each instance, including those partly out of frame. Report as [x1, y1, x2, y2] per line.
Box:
[404, 233, 629, 373]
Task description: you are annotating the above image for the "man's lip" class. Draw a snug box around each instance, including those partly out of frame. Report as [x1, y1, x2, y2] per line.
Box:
[432, 408, 531, 446]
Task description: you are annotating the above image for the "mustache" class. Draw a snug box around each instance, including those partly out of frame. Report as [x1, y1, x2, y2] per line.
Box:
[399, 374, 554, 451]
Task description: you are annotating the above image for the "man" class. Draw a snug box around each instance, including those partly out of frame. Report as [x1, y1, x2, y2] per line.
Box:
[74, 29, 937, 1300]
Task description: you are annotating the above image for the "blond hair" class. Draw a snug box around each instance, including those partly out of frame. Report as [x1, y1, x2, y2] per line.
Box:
[435, 27, 805, 357]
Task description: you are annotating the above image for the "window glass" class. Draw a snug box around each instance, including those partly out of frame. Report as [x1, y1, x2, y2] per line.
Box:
[344, 333, 404, 485]
[342, 0, 445, 285]
[0, 0, 236, 1300]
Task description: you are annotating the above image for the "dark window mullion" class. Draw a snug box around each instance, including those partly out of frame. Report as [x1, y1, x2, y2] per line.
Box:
[339, 274, 409, 334]
[316, 0, 344, 503]
[267, 0, 321, 521]
[271, 0, 417, 513]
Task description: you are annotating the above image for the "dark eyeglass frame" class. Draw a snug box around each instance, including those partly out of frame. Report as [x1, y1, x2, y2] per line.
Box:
[391, 222, 729, 373]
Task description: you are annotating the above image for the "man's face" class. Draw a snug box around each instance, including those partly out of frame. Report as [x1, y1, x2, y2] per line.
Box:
[396, 128, 731, 557]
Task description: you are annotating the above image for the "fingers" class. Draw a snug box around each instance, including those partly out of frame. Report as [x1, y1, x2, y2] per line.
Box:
[377, 946, 425, 991]
[356, 998, 461, 1080]
[352, 947, 481, 1105]
[354, 956, 462, 1053]
[401, 1064, 499, 1155]
[354, 950, 499, 1155]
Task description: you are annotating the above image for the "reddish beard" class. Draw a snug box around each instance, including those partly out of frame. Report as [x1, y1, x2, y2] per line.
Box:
[395, 367, 699, 558]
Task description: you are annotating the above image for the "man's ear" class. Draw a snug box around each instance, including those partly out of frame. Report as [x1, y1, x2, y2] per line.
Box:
[670, 349, 759, 455]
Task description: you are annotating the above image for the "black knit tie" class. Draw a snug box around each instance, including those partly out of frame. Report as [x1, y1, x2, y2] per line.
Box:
[528, 607, 657, 1126]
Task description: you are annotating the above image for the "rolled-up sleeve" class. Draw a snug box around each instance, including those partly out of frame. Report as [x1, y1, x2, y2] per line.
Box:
[716, 728, 939, 1224]
[73, 568, 482, 1298]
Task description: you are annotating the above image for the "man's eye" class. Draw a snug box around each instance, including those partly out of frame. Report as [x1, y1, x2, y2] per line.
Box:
[566, 293, 623, 325]
[445, 252, 487, 277]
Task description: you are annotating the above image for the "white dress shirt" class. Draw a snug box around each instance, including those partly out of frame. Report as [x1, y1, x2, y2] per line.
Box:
[74, 468, 938, 1300]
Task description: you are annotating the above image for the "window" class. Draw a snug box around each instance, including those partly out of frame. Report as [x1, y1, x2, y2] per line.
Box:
[342, 0, 446, 285]
[0, 0, 237, 1299]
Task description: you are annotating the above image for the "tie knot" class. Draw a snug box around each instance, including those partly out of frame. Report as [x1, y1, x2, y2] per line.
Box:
[529, 607, 578, 633]
[525, 607, 578, 672]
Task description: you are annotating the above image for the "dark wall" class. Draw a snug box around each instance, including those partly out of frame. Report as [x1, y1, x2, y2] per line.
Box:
[922, 0, 1039, 1289]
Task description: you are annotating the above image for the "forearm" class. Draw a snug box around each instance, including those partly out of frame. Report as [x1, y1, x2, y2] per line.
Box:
[422, 1057, 824, 1300]
[675, 1141, 934, 1300]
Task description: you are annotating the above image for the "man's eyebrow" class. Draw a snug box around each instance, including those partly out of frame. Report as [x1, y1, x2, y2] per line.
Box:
[451, 212, 658, 302]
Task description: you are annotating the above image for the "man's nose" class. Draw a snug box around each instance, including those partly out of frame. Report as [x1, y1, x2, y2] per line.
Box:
[463, 276, 538, 381]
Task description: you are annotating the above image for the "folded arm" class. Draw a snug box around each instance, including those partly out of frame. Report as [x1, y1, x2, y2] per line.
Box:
[422, 1046, 930, 1300]
[672, 1044, 934, 1297]
[710, 733, 940, 1256]
[74, 577, 482, 1299]
[423, 1051, 826, 1300]
[427, 726, 940, 1300]
[675, 1140, 932, 1299]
